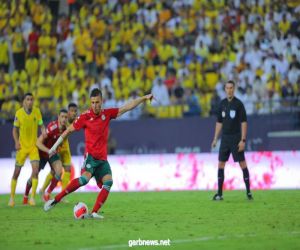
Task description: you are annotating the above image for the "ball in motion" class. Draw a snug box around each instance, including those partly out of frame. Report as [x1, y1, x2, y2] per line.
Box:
[73, 202, 88, 219]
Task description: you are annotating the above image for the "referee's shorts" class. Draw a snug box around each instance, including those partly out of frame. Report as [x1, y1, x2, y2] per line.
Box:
[218, 133, 245, 162]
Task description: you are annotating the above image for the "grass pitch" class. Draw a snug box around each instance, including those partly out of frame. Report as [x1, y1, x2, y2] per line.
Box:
[0, 190, 299, 250]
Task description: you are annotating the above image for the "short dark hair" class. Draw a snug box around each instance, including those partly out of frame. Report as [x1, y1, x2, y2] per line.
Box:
[23, 92, 33, 100]
[68, 102, 77, 109]
[226, 80, 235, 86]
[59, 108, 68, 114]
[90, 88, 102, 98]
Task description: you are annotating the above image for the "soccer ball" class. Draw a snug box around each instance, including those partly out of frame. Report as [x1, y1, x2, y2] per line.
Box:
[73, 202, 88, 219]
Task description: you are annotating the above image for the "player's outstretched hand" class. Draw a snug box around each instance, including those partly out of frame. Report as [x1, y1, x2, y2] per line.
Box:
[144, 94, 154, 102]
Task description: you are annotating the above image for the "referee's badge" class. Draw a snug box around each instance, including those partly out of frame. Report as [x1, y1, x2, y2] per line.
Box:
[222, 111, 225, 118]
[101, 114, 106, 120]
[230, 110, 236, 118]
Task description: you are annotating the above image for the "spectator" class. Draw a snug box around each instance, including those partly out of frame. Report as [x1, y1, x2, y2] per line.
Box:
[28, 26, 40, 58]
[103, 91, 117, 108]
[210, 90, 221, 117]
[151, 77, 170, 106]
[0, 33, 9, 72]
[0, 0, 300, 121]
[288, 65, 300, 85]
[242, 86, 257, 115]
[172, 81, 185, 104]
[184, 89, 201, 117]
[11, 27, 26, 71]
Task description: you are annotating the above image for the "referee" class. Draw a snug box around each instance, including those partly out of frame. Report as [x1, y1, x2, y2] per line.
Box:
[211, 80, 253, 201]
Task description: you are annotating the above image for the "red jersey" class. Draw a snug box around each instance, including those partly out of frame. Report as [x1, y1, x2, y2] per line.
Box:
[39, 120, 65, 159]
[164, 76, 177, 90]
[73, 108, 119, 160]
[28, 31, 39, 55]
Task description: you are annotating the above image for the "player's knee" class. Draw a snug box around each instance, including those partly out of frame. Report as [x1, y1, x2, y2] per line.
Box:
[13, 172, 20, 179]
[103, 179, 113, 191]
[27, 178, 32, 185]
[218, 162, 226, 169]
[13, 167, 21, 179]
[56, 168, 63, 176]
[96, 181, 102, 189]
[32, 170, 39, 178]
[54, 174, 61, 181]
[78, 175, 89, 186]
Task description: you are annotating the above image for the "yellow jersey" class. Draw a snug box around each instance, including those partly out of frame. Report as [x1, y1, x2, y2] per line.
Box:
[0, 40, 9, 64]
[58, 121, 72, 166]
[11, 32, 25, 53]
[59, 136, 70, 152]
[13, 107, 43, 149]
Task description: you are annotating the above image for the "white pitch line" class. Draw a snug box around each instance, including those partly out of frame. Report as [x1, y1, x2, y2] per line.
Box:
[78, 231, 300, 250]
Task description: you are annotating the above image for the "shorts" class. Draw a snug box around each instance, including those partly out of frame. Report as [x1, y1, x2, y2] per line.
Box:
[39, 154, 60, 170]
[15, 146, 40, 167]
[59, 149, 71, 167]
[218, 134, 245, 162]
[82, 154, 112, 181]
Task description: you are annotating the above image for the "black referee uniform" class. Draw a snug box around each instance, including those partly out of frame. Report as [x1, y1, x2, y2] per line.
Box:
[218, 97, 247, 162]
[212, 80, 252, 201]
[217, 96, 247, 162]
[213, 96, 253, 200]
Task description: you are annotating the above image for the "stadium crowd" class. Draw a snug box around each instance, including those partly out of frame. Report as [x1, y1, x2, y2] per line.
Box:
[0, 0, 300, 122]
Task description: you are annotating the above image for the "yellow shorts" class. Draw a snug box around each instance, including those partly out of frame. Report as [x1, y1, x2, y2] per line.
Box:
[15, 146, 40, 167]
[59, 149, 71, 167]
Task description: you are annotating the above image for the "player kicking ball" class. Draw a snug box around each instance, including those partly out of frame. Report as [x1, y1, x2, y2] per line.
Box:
[44, 88, 153, 219]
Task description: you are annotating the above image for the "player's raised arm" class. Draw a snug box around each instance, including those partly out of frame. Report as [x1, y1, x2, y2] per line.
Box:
[48, 124, 76, 155]
[117, 94, 153, 117]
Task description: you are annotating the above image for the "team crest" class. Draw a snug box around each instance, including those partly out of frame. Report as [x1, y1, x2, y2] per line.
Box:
[230, 110, 236, 118]
[86, 163, 91, 169]
[50, 123, 58, 131]
[222, 111, 225, 118]
[101, 114, 106, 121]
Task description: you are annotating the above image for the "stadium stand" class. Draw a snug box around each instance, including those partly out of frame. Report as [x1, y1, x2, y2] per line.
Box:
[0, 0, 300, 123]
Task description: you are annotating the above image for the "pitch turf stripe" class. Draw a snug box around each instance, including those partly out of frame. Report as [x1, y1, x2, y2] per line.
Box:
[78, 231, 300, 250]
